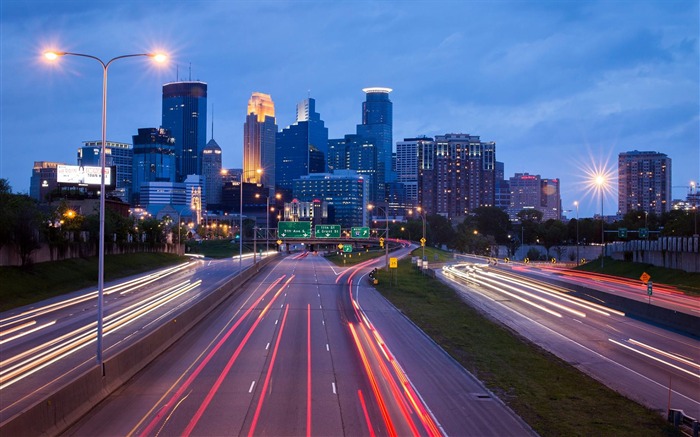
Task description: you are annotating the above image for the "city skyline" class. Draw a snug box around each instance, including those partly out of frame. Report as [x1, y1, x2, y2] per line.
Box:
[1, 1, 698, 218]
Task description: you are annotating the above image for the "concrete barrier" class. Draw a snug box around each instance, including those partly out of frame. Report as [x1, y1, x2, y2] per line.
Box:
[0, 256, 277, 437]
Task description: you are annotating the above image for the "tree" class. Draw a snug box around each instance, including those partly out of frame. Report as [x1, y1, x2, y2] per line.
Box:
[10, 194, 44, 267]
[0, 178, 13, 251]
[426, 214, 455, 248]
[540, 219, 568, 255]
[472, 206, 512, 244]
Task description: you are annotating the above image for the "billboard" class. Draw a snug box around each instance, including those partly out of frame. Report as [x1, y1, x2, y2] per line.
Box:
[57, 165, 113, 187]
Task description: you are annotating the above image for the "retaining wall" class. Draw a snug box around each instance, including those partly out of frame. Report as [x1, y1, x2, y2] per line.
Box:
[0, 256, 276, 437]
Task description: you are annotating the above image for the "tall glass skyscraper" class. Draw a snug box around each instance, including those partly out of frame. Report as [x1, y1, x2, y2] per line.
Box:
[275, 98, 328, 193]
[162, 81, 207, 182]
[243, 92, 277, 189]
[356, 87, 393, 203]
[131, 127, 176, 206]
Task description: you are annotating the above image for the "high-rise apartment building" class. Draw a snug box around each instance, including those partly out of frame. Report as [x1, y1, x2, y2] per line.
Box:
[275, 98, 328, 193]
[78, 140, 132, 203]
[131, 128, 176, 206]
[162, 81, 207, 181]
[420, 134, 495, 219]
[202, 139, 222, 206]
[243, 92, 277, 189]
[396, 137, 434, 207]
[356, 87, 393, 202]
[618, 150, 672, 216]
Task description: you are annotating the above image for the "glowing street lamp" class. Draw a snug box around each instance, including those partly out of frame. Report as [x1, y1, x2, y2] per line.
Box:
[44, 49, 167, 369]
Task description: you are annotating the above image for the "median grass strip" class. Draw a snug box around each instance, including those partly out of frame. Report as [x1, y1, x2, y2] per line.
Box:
[0, 253, 187, 312]
[374, 256, 677, 437]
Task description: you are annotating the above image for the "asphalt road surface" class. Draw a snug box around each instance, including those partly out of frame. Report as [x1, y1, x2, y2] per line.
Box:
[63, 250, 533, 436]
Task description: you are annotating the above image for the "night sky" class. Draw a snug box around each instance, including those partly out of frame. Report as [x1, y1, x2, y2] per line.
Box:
[1, 0, 698, 217]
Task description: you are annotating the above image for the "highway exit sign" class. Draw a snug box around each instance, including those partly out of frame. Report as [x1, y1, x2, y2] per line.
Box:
[278, 221, 311, 238]
[315, 224, 341, 238]
[351, 227, 370, 238]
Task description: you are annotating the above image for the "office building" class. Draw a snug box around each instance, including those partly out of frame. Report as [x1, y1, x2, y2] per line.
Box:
[131, 128, 176, 206]
[356, 87, 393, 202]
[495, 161, 511, 212]
[78, 141, 132, 203]
[202, 139, 223, 207]
[243, 92, 277, 189]
[275, 98, 328, 193]
[140, 181, 187, 206]
[30, 161, 64, 202]
[618, 150, 672, 216]
[162, 81, 207, 181]
[540, 178, 562, 220]
[292, 170, 368, 228]
[420, 134, 496, 219]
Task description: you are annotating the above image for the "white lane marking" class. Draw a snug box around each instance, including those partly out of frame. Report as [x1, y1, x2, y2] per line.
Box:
[275, 319, 278, 325]
[266, 342, 270, 350]
[249, 381, 256, 393]
[332, 382, 336, 394]
[609, 339, 700, 379]
[326, 344, 330, 352]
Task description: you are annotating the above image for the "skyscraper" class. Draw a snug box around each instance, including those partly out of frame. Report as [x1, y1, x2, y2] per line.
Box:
[243, 92, 277, 188]
[202, 139, 222, 206]
[293, 170, 368, 228]
[78, 140, 132, 203]
[30, 161, 64, 202]
[396, 137, 434, 207]
[131, 128, 176, 206]
[618, 150, 672, 216]
[275, 97, 328, 193]
[420, 134, 495, 219]
[356, 87, 393, 202]
[162, 81, 207, 182]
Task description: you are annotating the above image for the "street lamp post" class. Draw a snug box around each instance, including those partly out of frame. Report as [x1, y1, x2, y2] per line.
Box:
[368, 204, 389, 271]
[415, 207, 427, 270]
[574, 201, 579, 265]
[596, 175, 606, 268]
[239, 169, 262, 272]
[44, 50, 166, 368]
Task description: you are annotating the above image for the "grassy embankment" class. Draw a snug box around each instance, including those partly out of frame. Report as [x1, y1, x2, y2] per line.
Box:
[576, 257, 700, 297]
[1, 252, 187, 312]
[330, 247, 677, 436]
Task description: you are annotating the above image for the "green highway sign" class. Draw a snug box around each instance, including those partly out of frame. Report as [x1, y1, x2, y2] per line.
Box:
[342, 244, 353, 253]
[315, 224, 341, 238]
[639, 227, 649, 239]
[618, 228, 628, 238]
[278, 221, 311, 238]
[351, 227, 370, 238]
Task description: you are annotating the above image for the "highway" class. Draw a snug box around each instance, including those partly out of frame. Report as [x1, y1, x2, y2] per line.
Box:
[62, 249, 533, 436]
[0, 252, 268, 425]
[439, 261, 700, 418]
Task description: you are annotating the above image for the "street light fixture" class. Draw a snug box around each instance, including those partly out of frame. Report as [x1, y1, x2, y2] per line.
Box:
[44, 49, 167, 369]
[368, 204, 389, 271]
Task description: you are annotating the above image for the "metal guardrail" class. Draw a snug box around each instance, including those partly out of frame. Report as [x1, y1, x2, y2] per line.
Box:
[668, 409, 699, 437]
